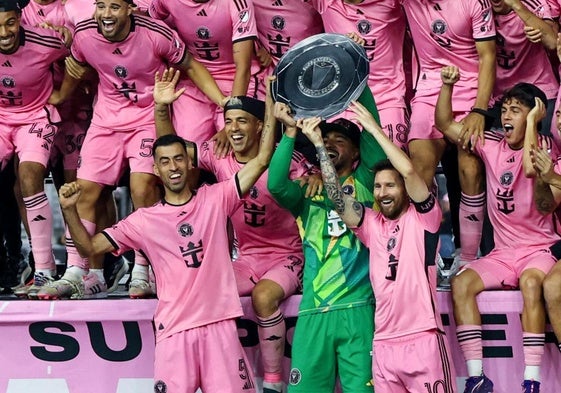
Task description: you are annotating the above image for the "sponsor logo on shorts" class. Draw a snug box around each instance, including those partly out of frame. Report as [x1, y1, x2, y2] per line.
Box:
[289, 368, 301, 385]
[154, 380, 167, 393]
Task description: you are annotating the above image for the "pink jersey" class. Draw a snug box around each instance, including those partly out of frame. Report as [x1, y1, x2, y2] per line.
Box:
[402, 0, 495, 110]
[253, 0, 323, 64]
[102, 177, 244, 342]
[474, 131, 561, 250]
[22, 0, 67, 28]
[311, 0, 406, 109]
[493, 0, 557, 100]
[71, 15, 186, 130]
[63, 0, 94, 31]
[0, 26, 67, 124]
[150, 0, 261, 79]
[196, 139, 310, 257]
[546, 0, 561, 14]
[354, 194, 443, 340]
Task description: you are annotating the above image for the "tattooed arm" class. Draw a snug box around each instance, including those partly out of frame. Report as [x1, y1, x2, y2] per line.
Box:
[531, 146, 561, 214]
[299, 117, 364, 228]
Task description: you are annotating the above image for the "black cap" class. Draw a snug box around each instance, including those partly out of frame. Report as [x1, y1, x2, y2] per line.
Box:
[224, 96, 265, 121]
[319, 118, 361, 148]
[0, 0, 30, 12]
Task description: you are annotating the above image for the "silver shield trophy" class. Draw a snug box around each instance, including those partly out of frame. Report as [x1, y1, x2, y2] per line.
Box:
[272, 33, 369, 119]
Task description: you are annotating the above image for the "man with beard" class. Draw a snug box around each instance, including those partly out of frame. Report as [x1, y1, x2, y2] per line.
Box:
[268, 88, 385, 392]
[300, 99, 457, 393]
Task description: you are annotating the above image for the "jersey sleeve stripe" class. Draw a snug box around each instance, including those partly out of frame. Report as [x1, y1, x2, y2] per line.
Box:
[25, 36, 64, 50]
[135, 17, 174, 41]
[74, 19, 98, 35]
[25, 30, 65, 47]
[233, 0, 249, 11]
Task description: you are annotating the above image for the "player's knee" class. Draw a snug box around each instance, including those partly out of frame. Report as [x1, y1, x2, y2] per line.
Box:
[451, 273, 478, 302]
[543, 271, 561, 305]
[519, 273, 544, 303]
[251, 282, 280, 316]
[18, 163, 46, 195]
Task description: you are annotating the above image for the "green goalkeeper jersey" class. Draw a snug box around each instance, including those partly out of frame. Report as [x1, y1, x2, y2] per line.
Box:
[268, 88, 386, 315]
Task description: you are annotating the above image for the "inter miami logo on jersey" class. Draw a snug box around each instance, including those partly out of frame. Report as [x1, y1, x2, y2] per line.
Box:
[386, 236, 396, 252]
[289, 368, 302, 385]
[499, 171, 514, 187]
[357, 20, 371, 35]
[431, 19, 447, 35]
[154, 380, 167, 393]
[178, 223, 193, 237]
[197, 27, 211, 40]
[114, 65, 128, 79]
[249, 186, 259, 199]
[272, 15, 285, 31]
[179, 240, 204, 268]
[2, 76, 15, 88]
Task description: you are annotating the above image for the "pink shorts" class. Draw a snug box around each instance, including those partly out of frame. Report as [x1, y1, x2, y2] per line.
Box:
[77, 124, 155, 185]
[409, 101, 469, 141]
[50, 119, 88, 171]
[373, 330, 457, 393]
[461, 247, 557, 289]
[233, 253, 303, 297]
[337, 106, 409, 150]
[172, 72, 267, 143]
[0, 120, 59, 167]
[154, 319, 256, 393]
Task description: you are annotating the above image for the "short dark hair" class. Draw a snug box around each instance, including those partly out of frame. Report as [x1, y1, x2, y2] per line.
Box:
[501, 83, 547, 110]
[153, 134, 187, 158]
[501, 83, 547, 131]
[373, 159, 395, 175]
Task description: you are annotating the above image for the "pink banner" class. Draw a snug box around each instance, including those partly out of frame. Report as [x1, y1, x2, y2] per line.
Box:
[0, 292, 559, 393]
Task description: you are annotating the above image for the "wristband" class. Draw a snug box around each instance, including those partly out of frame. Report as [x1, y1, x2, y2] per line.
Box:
[470, 108, 488, 117]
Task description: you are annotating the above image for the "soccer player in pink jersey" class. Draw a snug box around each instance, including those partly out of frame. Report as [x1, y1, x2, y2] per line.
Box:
[0, 0, 69, 297]
[299, 102, 457, 393]
[58, 118, 276, 391]
[436, 66, 561, 393]
[252, 0, 323, 66]
[310, 0, 409, 150]
[149, 0, 266, 143]
[491, 0, 558, 134]
[402, 0, 496, 270]
[529, 136, 561, 358]
[40, 0, 228, 300]
[154, 69, 308, 393]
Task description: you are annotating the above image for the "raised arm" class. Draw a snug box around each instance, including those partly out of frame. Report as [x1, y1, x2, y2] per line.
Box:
[505, 0, 558, 50]
[299, 117, 364, 228]
[59, 182, 116, 257]
[530, 145, 561, 214]
[153, 68, 196, 158]
[435, 66, 464, 145]
[350, 101, 429, 203]
[177, 53, 228, 108]
[523, 97, 546, 177]
[237, 76, 276, 194]
[231, 39, 254, 96]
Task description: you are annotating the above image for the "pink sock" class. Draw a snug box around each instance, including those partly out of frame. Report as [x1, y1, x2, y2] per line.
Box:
[459, 192, 485, 262]
[257, 309, 285, 380]
[65, 219, 96, 270]
[456, 325, 483, 361]
[523, 332, 545, 366]
[24, 192, 55, 271]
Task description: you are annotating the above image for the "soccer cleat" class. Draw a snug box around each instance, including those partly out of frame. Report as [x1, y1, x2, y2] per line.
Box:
[522, 380, 540, 393]
[73, 273, 108, 299]
[13, 258, 33, 288]
[14, 272, 55, 299]
[36, 276, 82, 300]
[128, 278, 156, 299]
[463, 375, 494, 393]
[105, 257, 129, 293]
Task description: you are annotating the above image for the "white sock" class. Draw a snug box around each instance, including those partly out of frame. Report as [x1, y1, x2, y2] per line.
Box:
[524, 365, 540, 381]
[131, 264, 149, 281]
[466, 359, 483, 377]
[63, 266, 88, 281]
